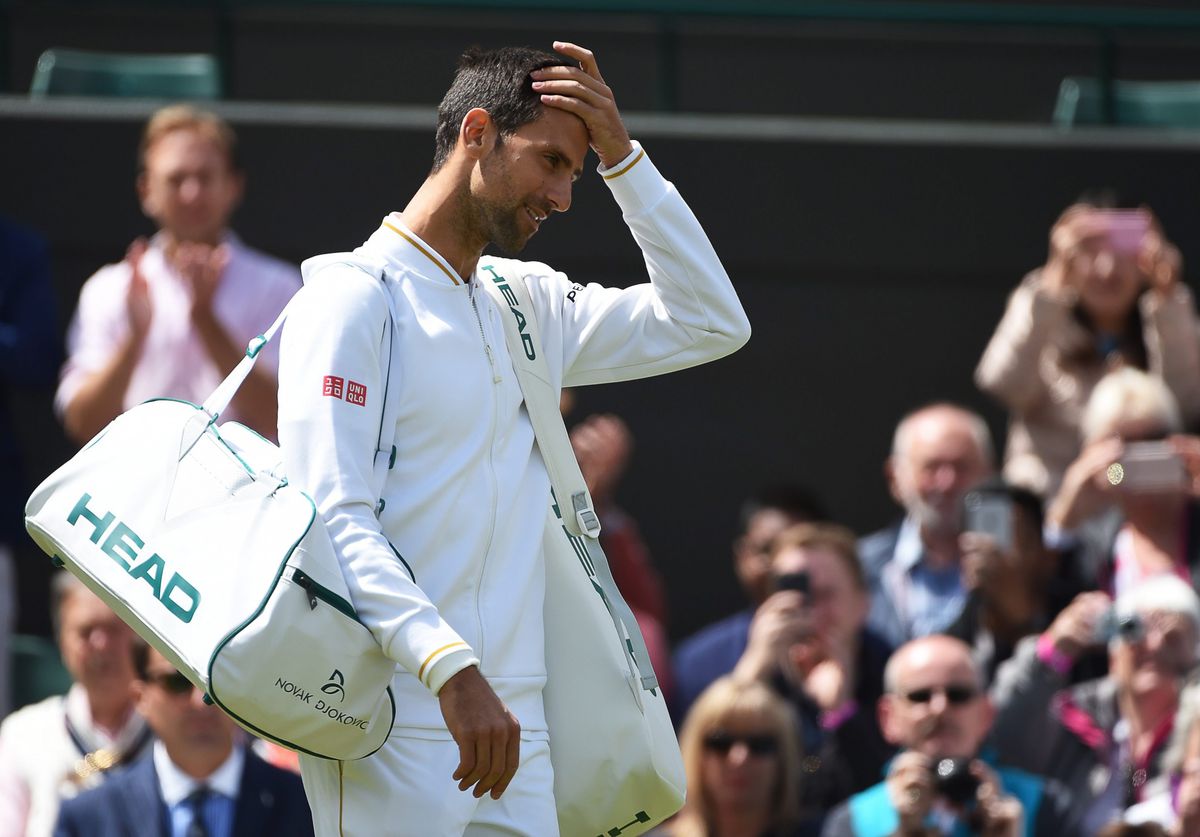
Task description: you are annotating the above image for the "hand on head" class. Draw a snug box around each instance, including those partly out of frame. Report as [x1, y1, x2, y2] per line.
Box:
[531, 42, 633, 169]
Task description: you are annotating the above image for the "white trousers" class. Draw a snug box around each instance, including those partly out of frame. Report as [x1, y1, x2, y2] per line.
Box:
[299, 734, 558, 837]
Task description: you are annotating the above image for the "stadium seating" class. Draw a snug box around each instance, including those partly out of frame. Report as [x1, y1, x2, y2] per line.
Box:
[1054, 76, 1200, 128]
[29, 48, 220, 99]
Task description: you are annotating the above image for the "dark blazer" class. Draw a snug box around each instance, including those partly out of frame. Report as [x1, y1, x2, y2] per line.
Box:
[53, 747, 314, 837]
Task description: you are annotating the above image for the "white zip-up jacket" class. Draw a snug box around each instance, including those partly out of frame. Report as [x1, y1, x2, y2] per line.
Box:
[277, 143, 750, 734]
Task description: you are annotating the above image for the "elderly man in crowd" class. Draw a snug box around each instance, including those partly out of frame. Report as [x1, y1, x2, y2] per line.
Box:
[860, 403, 995, 648]
[0, 573, 150, 837]
[821, 634, 1074, 836]
[991, 574, 1200, 833]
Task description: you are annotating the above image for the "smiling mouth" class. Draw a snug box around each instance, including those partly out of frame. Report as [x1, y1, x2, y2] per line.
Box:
[525, 206, 546, 229]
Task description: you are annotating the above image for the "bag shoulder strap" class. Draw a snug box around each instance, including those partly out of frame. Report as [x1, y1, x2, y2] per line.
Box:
[477, 261, 659, 692]
[198, 255, 400, 484]
[476, 262, 599, 540]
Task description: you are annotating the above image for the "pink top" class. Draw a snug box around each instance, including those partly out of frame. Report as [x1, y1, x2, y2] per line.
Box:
[56, 232, 299, 429]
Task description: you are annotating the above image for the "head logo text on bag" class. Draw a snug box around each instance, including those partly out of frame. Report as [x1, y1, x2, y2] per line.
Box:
[67, 493, 200, 623]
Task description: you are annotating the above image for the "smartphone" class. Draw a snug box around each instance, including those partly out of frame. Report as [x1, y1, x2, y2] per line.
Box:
[962, 490, 1013, 552]
[1107, 441, 1188, 493]
[1093, 208, 1149, 256]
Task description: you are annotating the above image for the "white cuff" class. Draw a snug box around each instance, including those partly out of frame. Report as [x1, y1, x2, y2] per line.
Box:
[599, 141, 668, 215]
[425, 648, 480, 696]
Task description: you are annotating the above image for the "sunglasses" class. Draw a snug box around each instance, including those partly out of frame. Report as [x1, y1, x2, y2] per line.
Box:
[146, 671, 195, 696]
[703, 731, 779, 756]
[902, 685, 979, 706]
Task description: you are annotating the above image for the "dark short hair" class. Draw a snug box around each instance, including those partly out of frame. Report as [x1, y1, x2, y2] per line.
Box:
[769, 522, 866, 591]
[430, 46, 576, 173]
[737, 484, 828, 535]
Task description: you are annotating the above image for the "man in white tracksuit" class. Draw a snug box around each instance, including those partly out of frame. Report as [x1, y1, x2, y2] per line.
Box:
[278, 41, 750, 835]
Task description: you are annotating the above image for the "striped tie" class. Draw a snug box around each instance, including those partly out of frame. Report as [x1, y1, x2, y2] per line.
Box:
[184, 787, 210, 837]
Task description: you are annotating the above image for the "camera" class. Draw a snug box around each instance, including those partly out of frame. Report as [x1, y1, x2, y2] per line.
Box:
[932, 757, 980, 805]
[1093, 608, 1145, 644]
[773, 570, 810, 596]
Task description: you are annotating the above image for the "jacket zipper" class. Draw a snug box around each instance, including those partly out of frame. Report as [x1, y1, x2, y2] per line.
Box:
[469, 281, 501, 384]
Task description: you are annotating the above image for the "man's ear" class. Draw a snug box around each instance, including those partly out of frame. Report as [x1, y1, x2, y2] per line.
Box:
[878, 693, 902, 746]
[136, 172, 155, 219]
[460, 108, 494, 159]
[885, 457, 904, 507]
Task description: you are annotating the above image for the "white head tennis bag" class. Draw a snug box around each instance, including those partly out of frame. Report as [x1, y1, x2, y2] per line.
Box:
[25, 271, 398, 761]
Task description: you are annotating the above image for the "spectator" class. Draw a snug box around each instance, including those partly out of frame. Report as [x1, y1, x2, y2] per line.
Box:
[0, 215, 60, 718]
[976, 200, 1200, 499]
[660, 675, 818, 837]
[822, 635, 1075, 836]
[1047, 368, 1200, 596]
[569, 411, 673, 700]
[0, 573, 150, 837]
[948, 479, 1077, 686]
[859, 403, 994, 648]
[53, 639, 313, 837]
[673, 485, 827, 721]
[732, 523, 894, 811]
[56, 105, 299, 445]
[991, 575, 1200, 833]
[1124, 676, 1200, 834]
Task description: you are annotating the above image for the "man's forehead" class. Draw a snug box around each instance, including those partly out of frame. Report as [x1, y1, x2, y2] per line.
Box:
[896, 643, 977, 686]
[516, 110, 588, 169]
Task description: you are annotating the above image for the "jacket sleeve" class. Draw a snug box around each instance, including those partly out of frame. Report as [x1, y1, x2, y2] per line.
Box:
[975, 272, 1073, 413]
[525, 142, 750, 387]
[1142, 283, 1200, 425]
[988, 634, 1067, 774]
[277, 267, 476, 694]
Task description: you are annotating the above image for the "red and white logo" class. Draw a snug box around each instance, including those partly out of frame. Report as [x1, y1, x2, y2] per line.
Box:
[322, 375, 344, 399]
[346, 380, 367, 407]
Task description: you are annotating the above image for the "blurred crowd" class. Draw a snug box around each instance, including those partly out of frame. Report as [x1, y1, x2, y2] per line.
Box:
[3, 104, 1200, 836]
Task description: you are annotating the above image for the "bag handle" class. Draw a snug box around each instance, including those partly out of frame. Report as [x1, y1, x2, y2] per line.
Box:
[478, 263, 660, 693]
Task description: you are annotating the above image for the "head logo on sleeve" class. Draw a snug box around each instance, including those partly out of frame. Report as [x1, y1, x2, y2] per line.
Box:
[323, 375, 366, 407]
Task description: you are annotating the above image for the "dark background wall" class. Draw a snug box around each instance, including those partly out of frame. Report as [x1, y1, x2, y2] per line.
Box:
[5, 0, 1200, 642]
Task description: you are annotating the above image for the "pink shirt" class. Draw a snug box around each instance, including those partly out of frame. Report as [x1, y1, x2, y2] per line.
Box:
[56, 232, 299, 432]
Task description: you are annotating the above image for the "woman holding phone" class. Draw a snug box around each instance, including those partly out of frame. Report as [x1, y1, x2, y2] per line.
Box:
[975, 197, 1200, 500]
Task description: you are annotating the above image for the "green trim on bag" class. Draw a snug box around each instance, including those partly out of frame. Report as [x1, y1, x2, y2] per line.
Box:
[203, 468, 395, 761]
[291, 568, 358, 620]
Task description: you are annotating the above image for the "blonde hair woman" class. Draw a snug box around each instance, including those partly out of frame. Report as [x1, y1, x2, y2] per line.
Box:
[661, 676, 816, 837]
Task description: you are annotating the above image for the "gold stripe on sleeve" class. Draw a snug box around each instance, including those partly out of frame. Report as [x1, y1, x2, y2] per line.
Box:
[418, 641, 469, 682]
[601, 147, 645, 180]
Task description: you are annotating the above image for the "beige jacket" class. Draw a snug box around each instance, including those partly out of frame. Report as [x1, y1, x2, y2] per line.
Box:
[975, 270, 1200, 497]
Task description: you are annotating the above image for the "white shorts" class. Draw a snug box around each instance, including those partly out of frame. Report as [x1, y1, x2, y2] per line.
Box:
[299, 733, 558, 837]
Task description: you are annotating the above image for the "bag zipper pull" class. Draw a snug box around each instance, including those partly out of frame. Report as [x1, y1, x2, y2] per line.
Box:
[292, 569, 318, 610]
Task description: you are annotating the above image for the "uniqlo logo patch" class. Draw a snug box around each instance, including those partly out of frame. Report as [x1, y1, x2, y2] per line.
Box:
[322, 375, 344, 398]
[346, 380, 367, 407]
